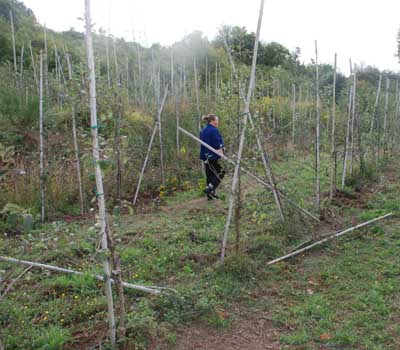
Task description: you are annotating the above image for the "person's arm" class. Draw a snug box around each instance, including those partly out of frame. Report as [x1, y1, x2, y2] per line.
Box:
[213, 129, 225, 158]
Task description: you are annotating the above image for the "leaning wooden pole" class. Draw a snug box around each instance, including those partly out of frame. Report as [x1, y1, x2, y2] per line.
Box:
[267, 212, 393, 265]
[329, 53, 337, 200]
[29, 41, 39, 93]
[39, 51, 45, 223]
[219, 27, 285, 221]
[221, 0, 266, 263]
[84, 1, 116, 347]
[314, 40, 321, 213]
[0, 255, 162, 294]
[133, 88, 168, 205]
[9, 10, 18, 88]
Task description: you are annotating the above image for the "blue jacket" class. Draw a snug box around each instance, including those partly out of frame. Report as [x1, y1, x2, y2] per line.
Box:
[200, 124, 224, 161]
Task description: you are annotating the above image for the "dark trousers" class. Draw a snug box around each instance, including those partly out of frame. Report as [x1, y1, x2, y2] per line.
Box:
[204, 159, 225, 190]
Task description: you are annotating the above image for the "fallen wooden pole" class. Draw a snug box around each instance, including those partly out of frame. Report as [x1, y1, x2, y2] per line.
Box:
[179, 126, 320, 222]
[0, 256, 162, 295]
[267, 212, 393, 266]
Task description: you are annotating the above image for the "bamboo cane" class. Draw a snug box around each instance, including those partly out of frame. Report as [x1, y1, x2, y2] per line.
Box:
[341, 85, 353, 188]
[29, 41, 39, 93]
[84, 1, 116, 346]
[66, 53, 85, 215]
[39, 51, 45, 223]
[314, 40, 321, 213]
[267, 213, 393, 265]
[383, 77, 390, 156]
[133, 88, 169, 205]
[349, 66, 357, 176]
[329, 53, 337, 200]
[9, 10, 18, 88]
[0, 256, 162, 294]
[219, 27, 285, 221]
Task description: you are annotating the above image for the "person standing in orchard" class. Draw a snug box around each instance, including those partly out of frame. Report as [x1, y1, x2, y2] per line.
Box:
[200, 114, 225, 200]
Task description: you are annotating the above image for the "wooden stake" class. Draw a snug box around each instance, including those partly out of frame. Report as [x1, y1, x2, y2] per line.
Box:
[314, 40, 321, 213]
[0, 256, 162, 294]
[221, 0, 266, 263]
[133, 88, 168, 205]
[267, 213, 392, 265]
[66, 53, 85, 215]
[39, 51, 45, 223]
[29, 41, 39, 93]
[9, 10, 18, 88]
[329, 53, 337, 200]
[341, 85, 353, 188]
[84, 1, 116, 346]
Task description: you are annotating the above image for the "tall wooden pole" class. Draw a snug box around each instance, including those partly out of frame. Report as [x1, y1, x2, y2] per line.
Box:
[314, 41, 321, 212]
[9, 10, 18, 88]
[341, 85, 353, 188]
[329, 53, 337, 200]
[221, 0, 266, 263]
[349, 63, 357, 176]
[66, 53, 85, 215]
[39, 51, 45, 223]
[84, 1, 116, 347]
[29, 41, 39, 93]
[383, 77, 390, 156]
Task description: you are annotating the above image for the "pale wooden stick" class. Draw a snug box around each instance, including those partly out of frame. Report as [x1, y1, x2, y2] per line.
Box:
[29, 41, 39, 93]
[329, 53, 337, 200]
[0, 256, 161, 294]
[133, 88, 168, 205]
[314, 40, 321, 212]
[39, 51, 45, 223]
[84, 1, 116, 346]
[219, 28, 284, 221]
[221, 0, 266, 263]
[9, 10, 18, 88]
[341, 85, 353, 188]
[267, 213, 393, 265]
[66, 53, 85, 215]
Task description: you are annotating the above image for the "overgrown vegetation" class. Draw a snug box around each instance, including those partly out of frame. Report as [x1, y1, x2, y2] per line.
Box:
[1, 0, 400, 349]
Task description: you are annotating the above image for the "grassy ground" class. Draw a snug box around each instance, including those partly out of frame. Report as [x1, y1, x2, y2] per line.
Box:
[0, 152, 399, 349]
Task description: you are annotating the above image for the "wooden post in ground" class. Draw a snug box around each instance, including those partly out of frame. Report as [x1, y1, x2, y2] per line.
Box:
[39, 51, 45, 223]
[383, 77, 390, 156]
[314, 40, 321, 213]
[9, 10, 18, 88]
[84, 1, 116, 347]
[220, 27, 285, 221]
[29, 41, 39, 93]
[341, 84, 353, 188]
[349, 63, 357, 176]
[66, 53, 85, 215]
[329, 53, 337, 200]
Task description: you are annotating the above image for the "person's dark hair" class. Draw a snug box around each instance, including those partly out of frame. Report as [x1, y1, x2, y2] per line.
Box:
[202, 114, 219, 124]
